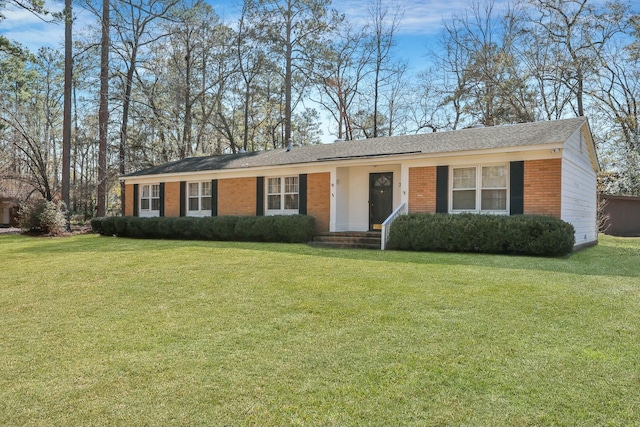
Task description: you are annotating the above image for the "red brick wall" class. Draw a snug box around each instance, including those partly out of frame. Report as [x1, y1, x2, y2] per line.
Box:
[307, 172, 330, 232]
[408, 166, 437, 213]
[164, 182, 181, 217]
[124, 184, 134, 216]
[125, 182, 181, 217]
[524, 159, 562, 218]
[218, 177, 257, 216]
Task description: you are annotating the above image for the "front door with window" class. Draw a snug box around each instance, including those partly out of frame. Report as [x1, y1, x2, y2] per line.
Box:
[369, 172, 393, 230]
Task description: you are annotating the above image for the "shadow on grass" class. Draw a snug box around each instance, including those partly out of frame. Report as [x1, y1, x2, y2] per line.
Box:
[6, 233, 639, 279]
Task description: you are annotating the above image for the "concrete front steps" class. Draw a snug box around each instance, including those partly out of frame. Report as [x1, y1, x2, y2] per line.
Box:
[308, 231, 382, 250]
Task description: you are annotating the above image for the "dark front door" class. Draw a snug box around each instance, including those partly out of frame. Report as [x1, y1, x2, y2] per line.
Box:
[369, 172, 393, 230]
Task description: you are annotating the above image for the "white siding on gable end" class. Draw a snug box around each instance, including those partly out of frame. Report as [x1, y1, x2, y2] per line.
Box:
[561, 124, 598, 246]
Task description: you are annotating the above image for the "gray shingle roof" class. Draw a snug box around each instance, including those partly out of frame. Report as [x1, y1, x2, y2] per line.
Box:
[126, 117, 587, 177]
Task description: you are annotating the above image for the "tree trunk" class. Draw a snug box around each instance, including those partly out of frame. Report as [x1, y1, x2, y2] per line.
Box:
[97, 0, 109, 217]
[284, 13, 293, 147]
[120, 47, 137, 215]
[183, 48, 192, 158]
[62, 0, 72, 229]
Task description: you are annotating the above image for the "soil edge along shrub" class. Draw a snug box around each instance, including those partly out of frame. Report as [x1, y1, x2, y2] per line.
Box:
[387, 213, 575, 256]
[91, 215, 315, 244]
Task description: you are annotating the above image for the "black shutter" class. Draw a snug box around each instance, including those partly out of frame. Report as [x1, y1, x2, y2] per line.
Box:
[256, 177, 264, 216]
[133, 184, 139, 217]
[510, 161, 524, 215]
[298, 174, 308, 215]
[436, 165, 449, 213]
[211, 179, 218, 217]
[179, 181, 186, 217]
[159, 183, 165, 217]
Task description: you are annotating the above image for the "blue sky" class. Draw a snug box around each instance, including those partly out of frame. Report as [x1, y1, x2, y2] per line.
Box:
[0, 0, 504, 70]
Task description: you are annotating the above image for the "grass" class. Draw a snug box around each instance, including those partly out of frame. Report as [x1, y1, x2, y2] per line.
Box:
[0, 233, 639, 426]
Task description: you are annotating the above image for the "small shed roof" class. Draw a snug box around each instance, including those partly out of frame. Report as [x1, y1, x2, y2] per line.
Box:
[126, 117, 588, 177]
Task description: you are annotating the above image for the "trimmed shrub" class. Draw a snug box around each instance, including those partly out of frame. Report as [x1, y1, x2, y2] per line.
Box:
[234, 216, 262, 241]
[129, 216, 152, 238]
[91, 215, 316, 244]
[90, 217, 103, 234]
[113, 216, 129, 236]
[387, 213, 575, 257]
[276, 214, 317, 243]
[99, 216, 117, 236]
[209, 216, 239, 241]
[19, 200, 68, 235]
[171, 217, 198, 240]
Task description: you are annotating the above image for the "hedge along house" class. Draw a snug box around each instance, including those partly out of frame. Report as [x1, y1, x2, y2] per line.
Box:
[121, 117, 599, 249]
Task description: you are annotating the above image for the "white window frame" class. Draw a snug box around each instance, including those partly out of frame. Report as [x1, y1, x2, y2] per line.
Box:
[186, 181, 212, 217]
[140, 183, 160, 217]
[266, 176, 299, 215]
[450, 164, 509, 214]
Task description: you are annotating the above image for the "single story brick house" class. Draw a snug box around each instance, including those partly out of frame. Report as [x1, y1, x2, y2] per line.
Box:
[122, 117, 599, 249]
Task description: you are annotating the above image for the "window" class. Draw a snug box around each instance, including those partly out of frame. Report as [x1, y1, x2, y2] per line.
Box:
[481, 166, 507, 211]
[140, 184, 160, 211]
[267, 176, 299, 214]
[451, 165, 507, 213]
[187, 181, 212, 214]
[267, 178, 281, 210]
[452, 167, 476, 210]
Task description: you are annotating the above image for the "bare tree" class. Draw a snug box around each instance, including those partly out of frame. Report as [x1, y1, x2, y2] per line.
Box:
[518, 24, 573, 120]
[313, 20, 371, 140]
[410, 70, 451, 133]
[365, 0, 402, 137]
[591, 35, 640, 195]
[111, 0, 180, 210]
[438, 0, 534, 127]
[250, 0, 339, 147]
[235, 2, 260, 152]
[1, 108, 55, 201]
[526, 0, 626, 117]
[434, 19, 470, 130]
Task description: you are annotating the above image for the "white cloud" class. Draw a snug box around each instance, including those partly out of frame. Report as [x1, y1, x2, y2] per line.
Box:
[2, 25, 64, 52]
[1, 1, 63, 50]
[332, 0, 513, 35]
[1, 0, 96, 52]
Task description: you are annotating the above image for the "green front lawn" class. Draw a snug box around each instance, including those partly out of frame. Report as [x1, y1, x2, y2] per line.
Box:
[1, 234, 639, 426]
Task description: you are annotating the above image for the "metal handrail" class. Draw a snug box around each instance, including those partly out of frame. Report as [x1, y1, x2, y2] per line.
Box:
[380, 202, 407, 250]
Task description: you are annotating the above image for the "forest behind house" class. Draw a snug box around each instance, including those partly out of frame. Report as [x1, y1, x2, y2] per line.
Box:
[1, 0, 639, 220]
